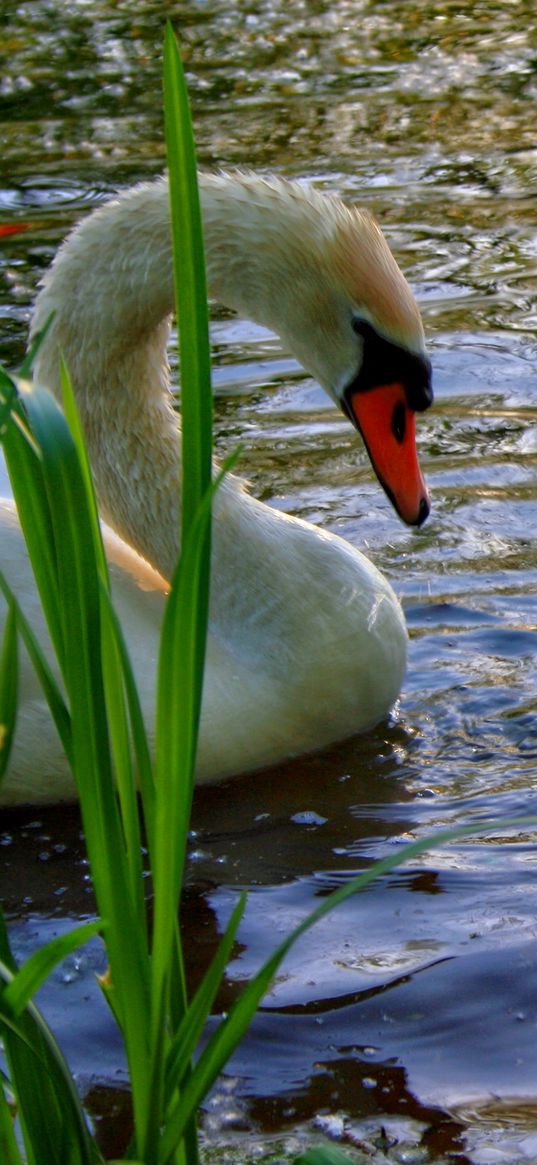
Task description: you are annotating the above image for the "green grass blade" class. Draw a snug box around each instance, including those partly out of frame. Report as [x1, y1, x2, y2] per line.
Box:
[293, 1149, 356, 1165]
[0, 572, 72, 763]
[154, 457, 238, 902]
[164, 892, 247, 1099]
[0, 916, 102, 1165]
[150, 473, 235, 1165]
[154, 483, 214, 871]
[145, 499, 212, 1157]
[19, 316, 55, 381]
[0, 598, 18, 783]
[158, 21, 214, 856]
[95, 588, 151, 936]
[60, 358, 153, 922]
[13, 385, 153, 1137]
[21, 385, 112, 794]
[163, 21, 212, 538]
[0, 1076, 24, 1165]
[98, 582, 155, 841]
[137, 29, 215, 1163]
[2, 921, 103, 1017]
[1, 380, 65, 666]
[59, 358, 108, 581]
[0, 369, 18, 437]
[0, 981, 102, 1165]
[97, 590, 147, 925]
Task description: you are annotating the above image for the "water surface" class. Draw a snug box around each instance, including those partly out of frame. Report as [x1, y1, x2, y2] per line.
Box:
[2, 3, 537, 1161]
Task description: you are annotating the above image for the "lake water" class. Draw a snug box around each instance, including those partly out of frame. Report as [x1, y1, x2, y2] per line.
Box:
[2, 2, 537, 1161]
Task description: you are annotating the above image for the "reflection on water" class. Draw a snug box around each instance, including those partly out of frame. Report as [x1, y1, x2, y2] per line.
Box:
[2, 1, 537, 1161]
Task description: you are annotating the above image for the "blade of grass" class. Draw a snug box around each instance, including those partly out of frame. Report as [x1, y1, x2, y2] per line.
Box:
[0, 369, 18, 437]
[98, 608, 147, 923]
[19, 316, 55, 381]
[147, 493, 216, 1161]
[13, 385, 153, 1143]
[1, 379, 65, 666]
[143, 28, 215, 1162]
[0, 572, 72, 763]
[59, 358, 108, 580]
[2, 920, 103, 1017]
[163, 21, 212, 539]
[0, 599, 18, 783]
[0, 916, 102, 1165]
[294, 1149, 357, 1165]
[59, 360, 148, 930]
[0, 1075, 24, 1165]
[161, 21, 213, 826]
[0, 980, 102, 1165]
[97, 581, 155, 842]
[164, 892, 247, 1099]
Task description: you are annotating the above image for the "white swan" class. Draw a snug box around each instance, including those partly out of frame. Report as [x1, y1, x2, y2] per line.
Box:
[0, 172, 432, 805]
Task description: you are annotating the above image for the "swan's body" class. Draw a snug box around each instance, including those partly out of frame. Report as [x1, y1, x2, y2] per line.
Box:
[0, 172, 432, 805]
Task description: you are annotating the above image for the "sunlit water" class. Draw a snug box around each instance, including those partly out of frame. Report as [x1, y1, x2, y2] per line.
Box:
[2, 2, 537, 1161]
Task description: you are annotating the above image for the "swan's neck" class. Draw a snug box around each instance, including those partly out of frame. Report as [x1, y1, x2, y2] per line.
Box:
[32, 172, 420, 579]
[32, 174, 345, 578]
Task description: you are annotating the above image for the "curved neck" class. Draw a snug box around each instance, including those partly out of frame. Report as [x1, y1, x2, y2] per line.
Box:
[32, 174, 342, 578]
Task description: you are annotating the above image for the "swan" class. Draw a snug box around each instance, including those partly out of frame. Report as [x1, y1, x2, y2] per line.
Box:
[0, 171, 432, 805]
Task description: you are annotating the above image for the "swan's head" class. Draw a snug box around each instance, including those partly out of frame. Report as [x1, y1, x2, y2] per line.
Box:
[205, 171, 431, 526]
[338, 315, 432, 530]
[330, 206, 432, 528]
[257, 185, 433, 528]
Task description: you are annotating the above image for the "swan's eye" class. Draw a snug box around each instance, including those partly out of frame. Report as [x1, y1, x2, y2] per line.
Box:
[391, 400, 406, 444]
[348, 318, 433, 414]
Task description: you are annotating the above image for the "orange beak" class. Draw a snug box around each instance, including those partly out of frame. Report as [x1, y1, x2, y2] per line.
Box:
[346, 382, 430, 527]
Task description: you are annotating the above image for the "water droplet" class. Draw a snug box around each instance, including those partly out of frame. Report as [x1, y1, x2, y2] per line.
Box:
[291, 810, 328, 826]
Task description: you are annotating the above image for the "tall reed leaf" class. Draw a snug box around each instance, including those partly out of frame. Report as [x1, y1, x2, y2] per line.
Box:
[2, 380, 64, 667]
[163, 21, 212, 537]
[0, 915, 101, 1165]
[3, 381, 153, 1138]
[1, 920, 102, 1018]
[0, 571, 72, 762]
[143, 25, 215, 1161]
[59, 358, 148, 934]
[0, 599, 17, 783]
[0, 1075, 24, 1165]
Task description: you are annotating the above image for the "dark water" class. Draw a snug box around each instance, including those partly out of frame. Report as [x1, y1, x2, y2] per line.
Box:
[2, 2, 537, 1161]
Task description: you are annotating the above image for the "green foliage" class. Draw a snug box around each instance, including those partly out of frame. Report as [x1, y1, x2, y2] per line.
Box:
[294, 1150, 359, 1165]
[0, 24, 216, 1164]
[0, 915, 102, 1165]
[0, 597, 18, 782]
